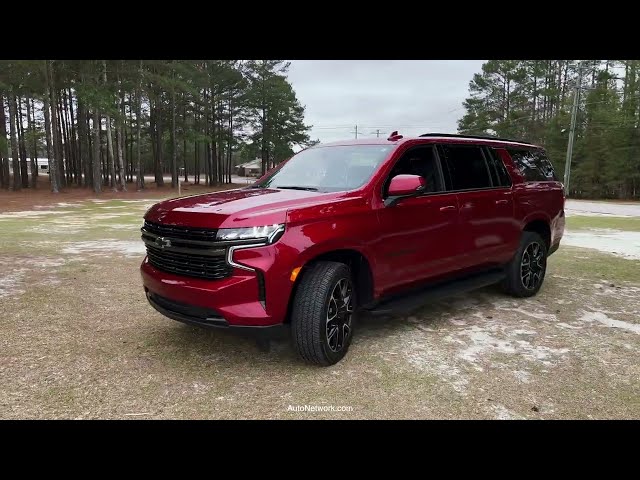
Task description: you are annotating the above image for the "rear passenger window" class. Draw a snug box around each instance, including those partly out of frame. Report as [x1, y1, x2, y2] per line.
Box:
[508, 148, 557, 182]
[438, 145, 492, 190]
[484, 148, 512, 187]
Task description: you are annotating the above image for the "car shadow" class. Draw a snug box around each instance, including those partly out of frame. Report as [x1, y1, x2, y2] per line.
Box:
[150, 284, 505, 366]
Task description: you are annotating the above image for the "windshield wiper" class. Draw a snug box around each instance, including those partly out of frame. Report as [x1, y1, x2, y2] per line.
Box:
[276, 186, 319, 191]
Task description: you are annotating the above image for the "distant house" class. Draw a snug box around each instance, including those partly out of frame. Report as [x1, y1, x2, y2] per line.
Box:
[235, 158, 263, 177]
[8, 158, 49, 174]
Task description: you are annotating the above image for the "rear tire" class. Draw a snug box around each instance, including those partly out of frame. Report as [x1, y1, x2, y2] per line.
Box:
[291, 261, 356, 366]
[502, 231, 548, 298]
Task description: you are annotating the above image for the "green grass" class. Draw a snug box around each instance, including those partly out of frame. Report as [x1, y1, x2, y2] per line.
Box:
[0, 199, 150, 254]
[566, 215, 640, 232]
[550, 245, 640, 283]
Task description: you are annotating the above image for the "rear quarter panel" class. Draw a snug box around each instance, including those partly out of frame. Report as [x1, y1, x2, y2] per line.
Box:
[497, 148, 565, 247]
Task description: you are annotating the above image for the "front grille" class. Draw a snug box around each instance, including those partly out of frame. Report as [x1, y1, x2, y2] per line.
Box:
[141, 221, 263, 281]
[143, 220, 218, 242]
[146, 245, 232, 280]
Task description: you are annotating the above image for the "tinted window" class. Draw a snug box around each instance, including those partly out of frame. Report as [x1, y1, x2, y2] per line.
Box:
[255, 145, 393, 193]
[508, 148, 557, 182]
[438, 145, 492, 190]
[485, 147, 512, 187]
[385, 146, 444, 194]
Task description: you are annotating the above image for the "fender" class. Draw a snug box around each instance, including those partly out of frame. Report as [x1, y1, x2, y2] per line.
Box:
[294, 237, 377, 275]
[521, 211, 552, 229]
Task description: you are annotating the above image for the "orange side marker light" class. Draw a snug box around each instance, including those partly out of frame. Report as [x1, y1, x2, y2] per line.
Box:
[290, 267, 302, 282]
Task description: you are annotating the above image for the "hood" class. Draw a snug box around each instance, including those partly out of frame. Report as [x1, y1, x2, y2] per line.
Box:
[144, 187, 340, 229]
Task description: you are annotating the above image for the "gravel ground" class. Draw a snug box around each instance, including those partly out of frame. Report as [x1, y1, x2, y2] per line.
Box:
[1, 198, 639, 419]
[565, 199, 640, 217]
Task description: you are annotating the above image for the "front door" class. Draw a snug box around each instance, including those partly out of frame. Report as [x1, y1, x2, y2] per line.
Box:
[374, 145, 459, 294]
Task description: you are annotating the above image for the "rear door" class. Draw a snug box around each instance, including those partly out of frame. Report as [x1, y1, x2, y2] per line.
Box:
[437, 143, 516, 269]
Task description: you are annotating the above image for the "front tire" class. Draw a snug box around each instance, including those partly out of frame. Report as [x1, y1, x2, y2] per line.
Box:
[291, 261, 356, 366]
[502, 231, 548, 298]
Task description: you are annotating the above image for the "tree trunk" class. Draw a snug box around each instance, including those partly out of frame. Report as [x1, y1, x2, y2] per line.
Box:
[211, 92, 217, 186]
[60, 88, 73, 184]
[100, 127, 109, 187]
[136, 61, 144, 190]
[105, 114, 116, 191]
[0, 94, 10, 189]
[55, 93, 67, 186]
[8, 94, 21, 190]
[92, 110, 102, 193]
[77, 94, 90, 187]
[261, 107, 267, 175]
[194, 105, 200, 185]
[43, 94, 58, 194]
[45, 60, 61, 193]
[128, 92, 134, 183]
[86, 111, 93, 184]
[227, 97, 233, 184]
[26, 97, 37, 188]
[17, 97, 29, 188]
[155, 94, 164, 186]
[204, 89, 211, 186]
[217, 99, 223, 184]
[116, 86, 126, 191]
[66, 88, 79, 185]
[101, 60, 117, 191]
[52, 85, 66, 188]
[170, 65, 178, 189]
[183, 100, 188, 183]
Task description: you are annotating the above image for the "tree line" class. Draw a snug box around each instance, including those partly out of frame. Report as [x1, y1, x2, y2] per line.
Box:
[458, 60, 640, 199]
[0, 60, 313, 193]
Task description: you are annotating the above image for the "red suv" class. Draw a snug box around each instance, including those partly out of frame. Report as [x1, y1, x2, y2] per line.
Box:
[140, 133, 565, 365]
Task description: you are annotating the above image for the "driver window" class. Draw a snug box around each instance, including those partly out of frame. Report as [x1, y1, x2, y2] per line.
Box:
[385, 146, 444, 195]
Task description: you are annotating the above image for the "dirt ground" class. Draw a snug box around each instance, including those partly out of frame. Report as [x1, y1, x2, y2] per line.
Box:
[1, 196, 639, 419]
[0, 175, 237, 212]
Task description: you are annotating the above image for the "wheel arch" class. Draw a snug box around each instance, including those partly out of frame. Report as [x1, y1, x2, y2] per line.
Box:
[284, 246, 375, 324]
[522, 216, 551, 249]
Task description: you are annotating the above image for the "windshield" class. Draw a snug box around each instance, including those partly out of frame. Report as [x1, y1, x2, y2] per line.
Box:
[253, 145, 394, 193]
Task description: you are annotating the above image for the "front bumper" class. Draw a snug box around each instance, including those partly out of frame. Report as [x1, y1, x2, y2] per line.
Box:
[140, 238, 295, 327]
[145, 289, 288, 338]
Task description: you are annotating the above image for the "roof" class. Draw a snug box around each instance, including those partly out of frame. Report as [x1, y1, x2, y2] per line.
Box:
[236, 159, 262, 169]
[314, 133, 541, 149]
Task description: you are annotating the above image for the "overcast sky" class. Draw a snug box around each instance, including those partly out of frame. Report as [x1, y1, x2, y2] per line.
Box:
[287, 60, 486, 144]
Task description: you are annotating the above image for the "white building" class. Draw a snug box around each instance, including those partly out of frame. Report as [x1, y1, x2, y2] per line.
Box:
[7, 158, 49, 174]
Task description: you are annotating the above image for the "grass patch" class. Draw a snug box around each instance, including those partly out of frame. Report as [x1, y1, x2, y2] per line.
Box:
[566, 215, 640, 232]
[550, 246, 640, 283]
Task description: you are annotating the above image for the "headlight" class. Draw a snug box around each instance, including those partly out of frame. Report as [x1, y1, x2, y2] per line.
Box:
[216, 224, 285, 244]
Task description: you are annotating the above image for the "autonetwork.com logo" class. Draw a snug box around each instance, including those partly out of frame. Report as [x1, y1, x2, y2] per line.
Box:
[287, 404, 353, 413]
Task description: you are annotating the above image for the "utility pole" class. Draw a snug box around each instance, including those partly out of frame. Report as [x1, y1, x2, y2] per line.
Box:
[375, 129, 381, 138]
[354, 124, 358, 139]
[564, 62, 584, 197]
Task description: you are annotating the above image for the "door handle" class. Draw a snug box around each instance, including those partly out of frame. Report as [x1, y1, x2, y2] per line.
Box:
[495, 199, 509, 205]
[439, 205, 456, 212]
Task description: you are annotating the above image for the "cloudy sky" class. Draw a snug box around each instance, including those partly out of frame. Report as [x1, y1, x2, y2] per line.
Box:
[287, 60, 486, 144]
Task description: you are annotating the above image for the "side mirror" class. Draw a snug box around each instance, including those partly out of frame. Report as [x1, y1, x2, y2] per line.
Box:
[385, 174, 426, 207]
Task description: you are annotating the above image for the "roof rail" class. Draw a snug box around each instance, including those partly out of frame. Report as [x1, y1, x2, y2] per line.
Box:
[419, 132, 535, 146]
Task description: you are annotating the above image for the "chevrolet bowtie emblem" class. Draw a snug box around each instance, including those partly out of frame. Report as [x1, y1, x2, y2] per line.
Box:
[155, 237, 172, 249]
